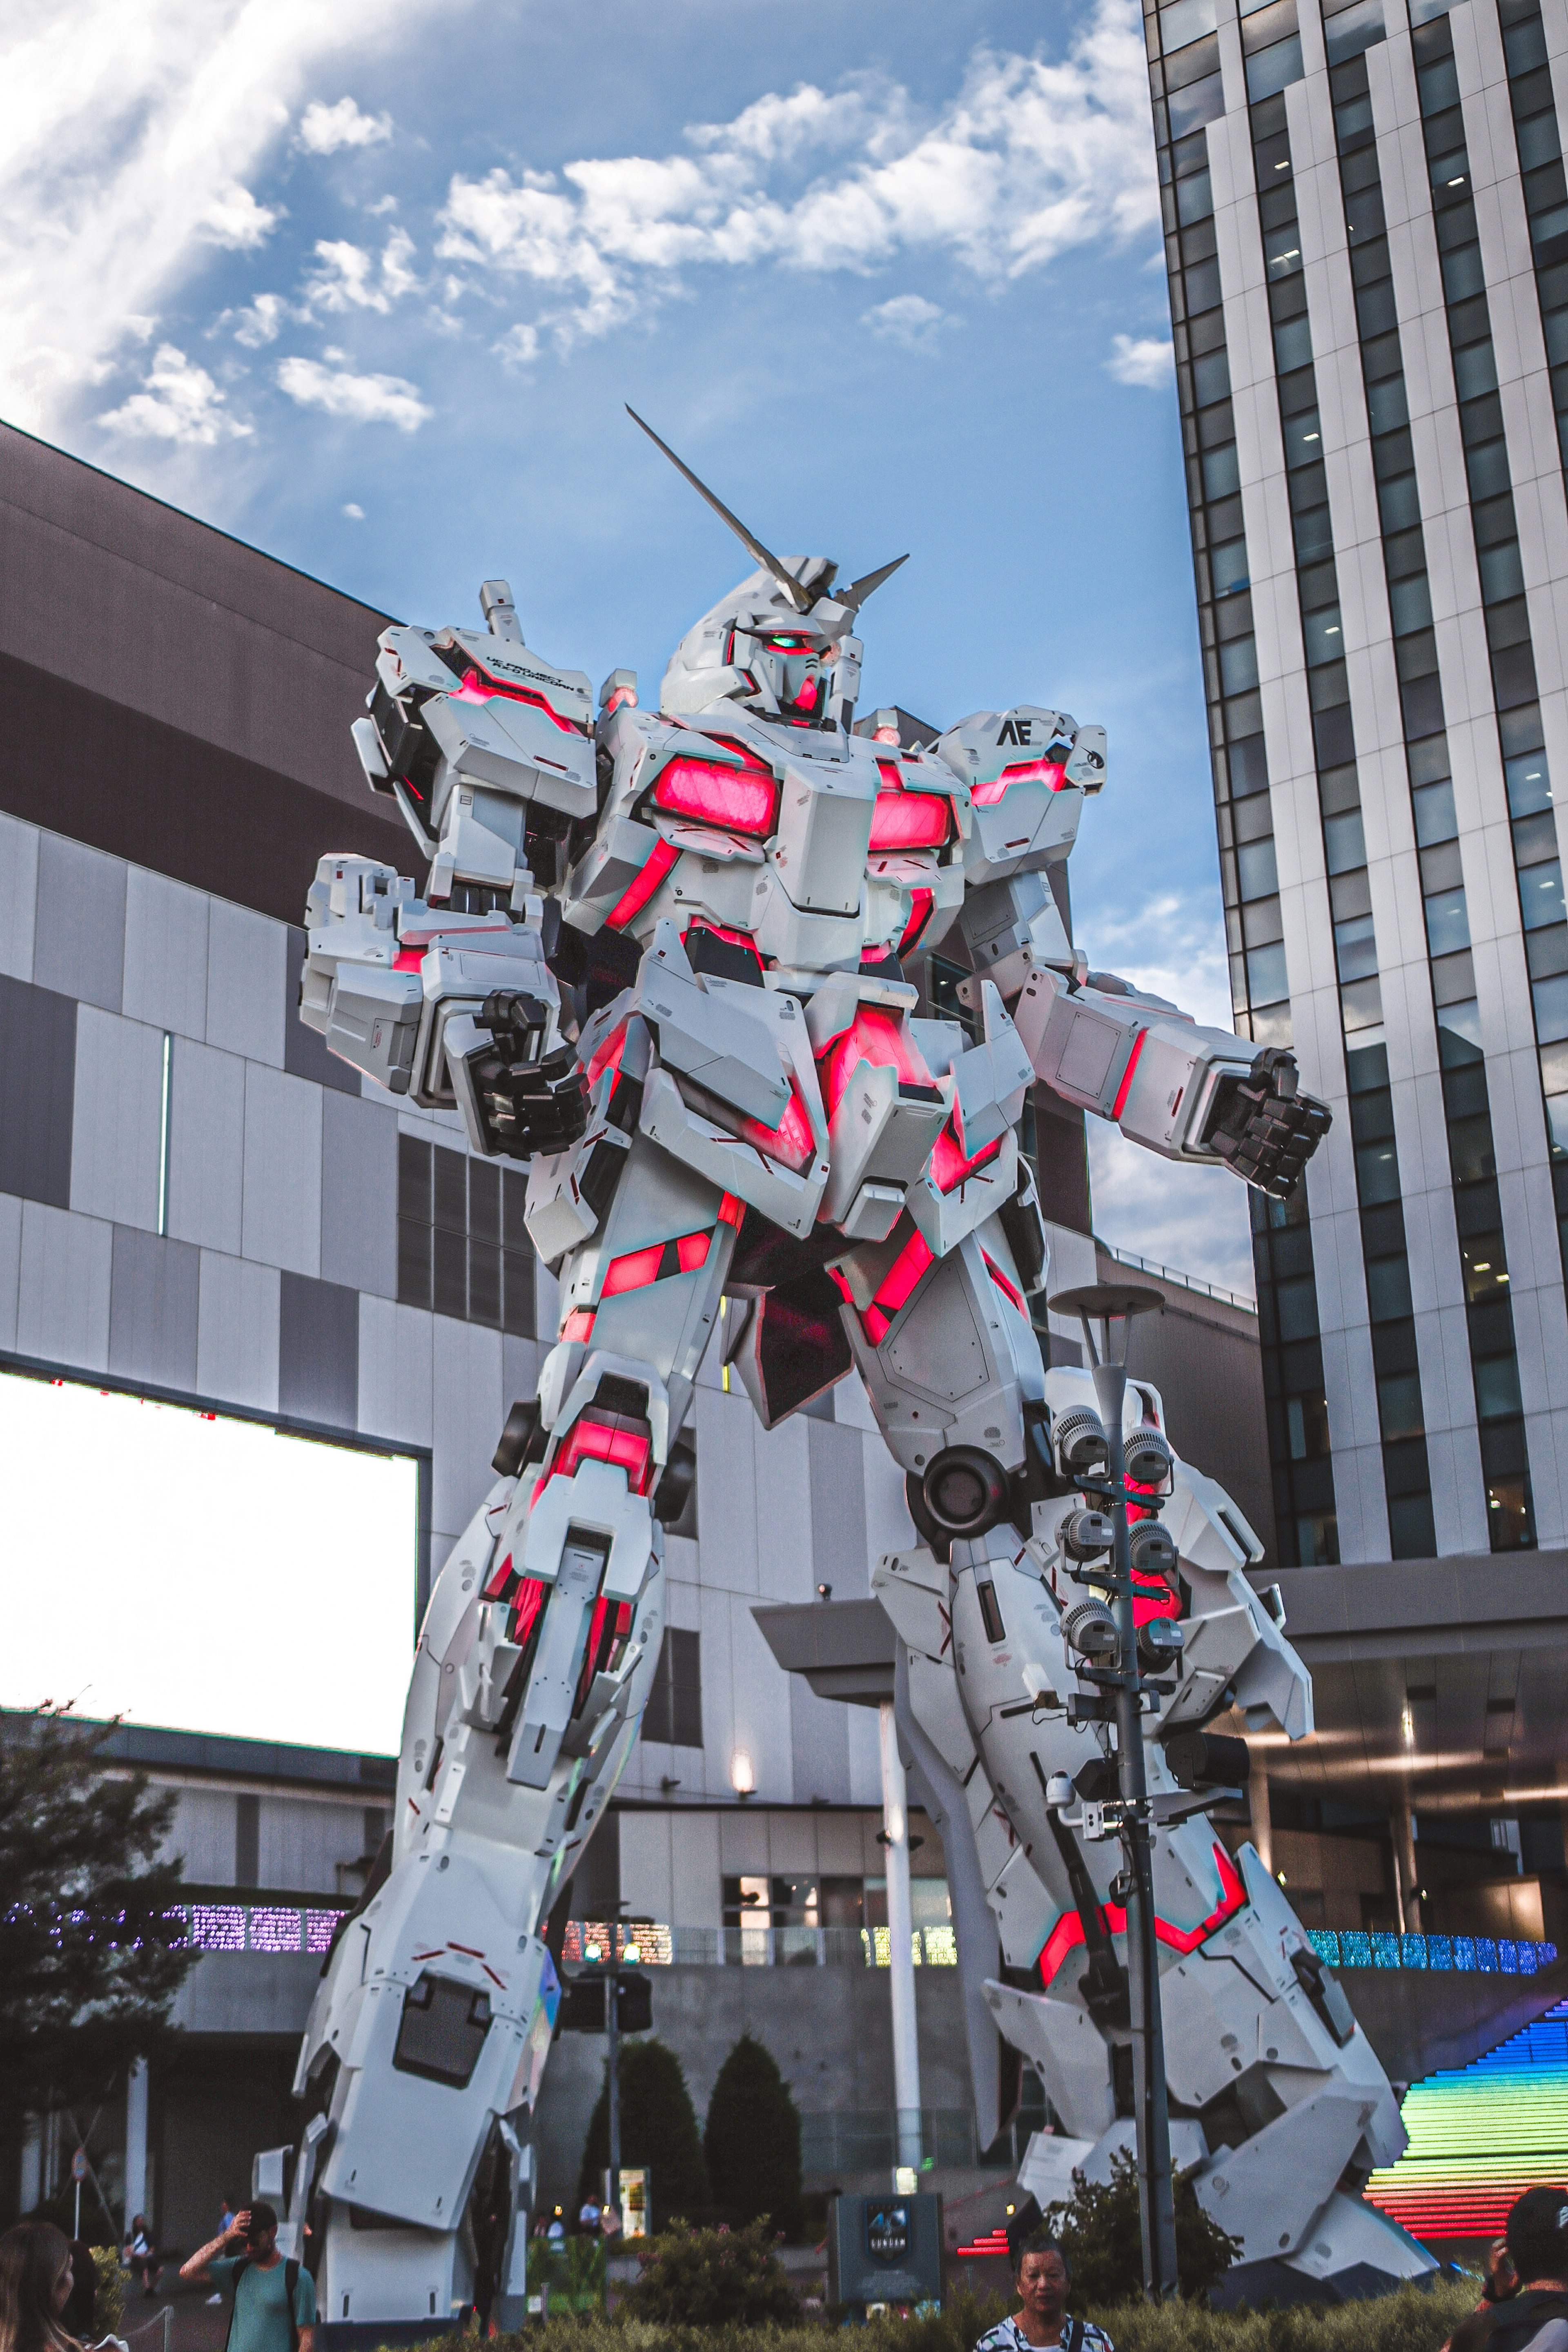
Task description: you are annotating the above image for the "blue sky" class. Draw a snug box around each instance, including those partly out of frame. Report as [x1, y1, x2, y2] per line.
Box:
[2, 0, 1256, 1294]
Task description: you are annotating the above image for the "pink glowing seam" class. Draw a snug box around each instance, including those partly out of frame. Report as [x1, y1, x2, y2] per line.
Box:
[653, 756, 777, 835]
[971, 757, 1067, 806]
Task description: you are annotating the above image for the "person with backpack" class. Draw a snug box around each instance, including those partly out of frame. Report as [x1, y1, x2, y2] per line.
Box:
[973, 2228, 1114, 2352]
[178, 2206, 314, 2352]
[1449, 2189, 1568, 2352]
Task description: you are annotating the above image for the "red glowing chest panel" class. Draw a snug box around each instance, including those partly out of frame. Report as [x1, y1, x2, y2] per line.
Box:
[869, 761, 956, 851]
[650, 740, 779, 836]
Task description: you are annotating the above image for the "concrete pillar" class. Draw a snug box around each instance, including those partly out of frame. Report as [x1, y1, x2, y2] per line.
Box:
[124, 2059, 149, 2227]
[1392, 1802, 1420, 1936]
[1249, 1762, 1273, 1875]
[878, 1699, 921, 2172]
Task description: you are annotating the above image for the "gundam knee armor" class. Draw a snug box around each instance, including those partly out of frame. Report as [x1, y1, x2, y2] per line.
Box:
[283, 413, 1401, 2323]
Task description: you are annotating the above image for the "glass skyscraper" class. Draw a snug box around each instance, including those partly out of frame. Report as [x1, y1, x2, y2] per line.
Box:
[1147, 0, 1568, 1565]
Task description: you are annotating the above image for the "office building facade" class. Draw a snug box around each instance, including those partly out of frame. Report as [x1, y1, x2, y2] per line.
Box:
[1148, 0, 1568, 1564]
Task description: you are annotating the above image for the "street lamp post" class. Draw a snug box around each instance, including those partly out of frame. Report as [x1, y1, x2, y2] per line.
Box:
[1048, 1283, 1179, 2301]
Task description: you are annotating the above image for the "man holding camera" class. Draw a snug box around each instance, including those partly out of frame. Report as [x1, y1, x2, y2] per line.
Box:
[180, 2204, 316, 2352]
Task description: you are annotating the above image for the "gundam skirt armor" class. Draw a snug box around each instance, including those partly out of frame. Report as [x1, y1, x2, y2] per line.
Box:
[279, 414, 1429, 2324]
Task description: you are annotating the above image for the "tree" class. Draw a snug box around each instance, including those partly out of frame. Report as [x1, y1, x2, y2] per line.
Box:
[576, 2037, 709, 2229]
[617, 2216, 799, 2325]
[0, 1707, 195, 2138]
[1043, 2148, 1243, 2306]
[703, 2031, 803, 2239]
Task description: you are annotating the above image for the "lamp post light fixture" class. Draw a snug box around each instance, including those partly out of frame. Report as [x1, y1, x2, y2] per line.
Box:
[1047, 1281, 1179, 2303]
[730, 1748, 755, 1799]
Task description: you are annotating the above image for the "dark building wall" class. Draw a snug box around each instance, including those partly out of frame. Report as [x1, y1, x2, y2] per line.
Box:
[0, 423, 409, 924]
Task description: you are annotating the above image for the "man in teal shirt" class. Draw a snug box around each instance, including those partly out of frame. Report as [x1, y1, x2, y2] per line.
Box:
[180, 2204, 316, 2352]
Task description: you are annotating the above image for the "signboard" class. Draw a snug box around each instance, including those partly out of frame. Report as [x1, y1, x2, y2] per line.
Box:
[619, 2169, 649, 2239]
[866, 2203, 911, 2265]
[71, 2149, 87, 2183]
[828, 2192, 943, 2309]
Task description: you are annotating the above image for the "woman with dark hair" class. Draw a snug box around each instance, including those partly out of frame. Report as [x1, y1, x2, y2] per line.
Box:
[0, 2221, 81, 2352]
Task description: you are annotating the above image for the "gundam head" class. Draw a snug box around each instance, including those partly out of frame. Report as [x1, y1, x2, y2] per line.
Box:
[626, 406, 905, 729]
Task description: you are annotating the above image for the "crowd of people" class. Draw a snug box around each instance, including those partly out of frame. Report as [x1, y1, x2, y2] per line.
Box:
[0, 2180, 1563, 2352]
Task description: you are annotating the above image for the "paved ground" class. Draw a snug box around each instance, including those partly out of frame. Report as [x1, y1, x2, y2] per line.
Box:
[117, 2287, 230, 2352]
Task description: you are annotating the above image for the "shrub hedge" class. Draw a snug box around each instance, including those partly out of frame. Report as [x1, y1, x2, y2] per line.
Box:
[393, 2269, 1476, 2352]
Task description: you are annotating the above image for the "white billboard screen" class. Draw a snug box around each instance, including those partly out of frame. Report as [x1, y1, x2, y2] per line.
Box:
[0, 1368, 421, 1755]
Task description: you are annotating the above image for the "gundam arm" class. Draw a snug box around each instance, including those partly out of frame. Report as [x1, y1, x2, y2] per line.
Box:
[298, 581, 595, 1162]
[935, 707, 1329, 1200]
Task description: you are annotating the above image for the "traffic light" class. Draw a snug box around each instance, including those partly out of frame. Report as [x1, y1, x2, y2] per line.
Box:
[556, 1976, 608, 2034]
[554, 1967, 653, 2035]
[616, 1969, 652, 2033]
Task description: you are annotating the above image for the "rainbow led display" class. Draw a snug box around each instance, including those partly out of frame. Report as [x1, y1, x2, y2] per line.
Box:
[1366, 1997, 1568, 2241]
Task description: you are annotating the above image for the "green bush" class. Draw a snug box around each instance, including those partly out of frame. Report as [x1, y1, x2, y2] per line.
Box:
[704, 2034, 804, 2241]
[617, 2218, 800, 2326]
[531, 2234, 607, 2314]
[90, 2247, 125, 2339]
[1042, 2148, 1243, 2304]
[391, 2269, 1474, 2352]
[577, 2037, 710, 2230]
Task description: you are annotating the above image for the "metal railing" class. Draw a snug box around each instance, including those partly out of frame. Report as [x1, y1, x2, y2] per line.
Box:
[799, 2108, 991, 2177]
[1099, 1244, 1257, 1316]
[564, 1920, 958, 1969]
[1309, 1927, 1558, 1974]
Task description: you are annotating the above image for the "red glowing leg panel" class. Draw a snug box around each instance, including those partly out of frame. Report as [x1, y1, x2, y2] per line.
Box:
[606, 837, 679, 930]
[601, 1229, 714, 1297]
[559, 1307, 596, 1343]
[860, 1227, 935, 1347]
[508, 1575, 548, 1648]
[734, 1081, 817, 1172]
[928, 1124, 1003, 1194]
[539, 1416, 653, 1497]
[717, 1191, 745, 1227]
[822, 1004, 939, 1117]
[982, 1252, 1025, 1316]
[970, 756, 1068, 804]
[574, 1597, 635, 1714]
[1036, 1844, 1248, 1988]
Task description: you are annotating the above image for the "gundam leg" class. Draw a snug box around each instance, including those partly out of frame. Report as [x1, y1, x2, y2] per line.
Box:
[283, 1126, 734, 2336]
[855, 1232, 1431, 2299]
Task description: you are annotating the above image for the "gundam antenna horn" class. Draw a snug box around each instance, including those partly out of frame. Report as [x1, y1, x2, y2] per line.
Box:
[839, 552, 910, 610]
[624, 403, 814, 614]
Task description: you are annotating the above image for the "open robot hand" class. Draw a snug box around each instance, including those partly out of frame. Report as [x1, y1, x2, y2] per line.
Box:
[1201, 1046, 1330, 1198]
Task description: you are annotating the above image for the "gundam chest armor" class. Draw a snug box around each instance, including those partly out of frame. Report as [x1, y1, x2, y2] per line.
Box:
[281, 414, 1427, 2328]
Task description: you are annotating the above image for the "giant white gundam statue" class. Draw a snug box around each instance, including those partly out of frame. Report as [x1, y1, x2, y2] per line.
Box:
[281, 412, 1427, 2327]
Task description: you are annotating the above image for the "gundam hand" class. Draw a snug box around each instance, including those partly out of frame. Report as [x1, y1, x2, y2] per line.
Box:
[449, 991, 590, 1159]
[1201, 1046, 1331, 1200]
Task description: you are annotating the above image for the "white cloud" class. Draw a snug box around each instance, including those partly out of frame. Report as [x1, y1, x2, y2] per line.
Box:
[1107, 330, 1174, 388]
[304, 228, 418, 314]
[342, 500, 365, 518]
[276, 353, 431, 429]
[862, 292, 947, 350]
[200, 183, 281, 250]
[96, 342, 251, 445]
[297, 96, 393, 154]
[437, 4, 1157, 349]
[0, 0, 400, 433]
[227, 291, 292, 347]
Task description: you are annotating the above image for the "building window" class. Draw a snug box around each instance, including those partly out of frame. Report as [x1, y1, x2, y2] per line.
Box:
[641, 1628, 702, 1747]
[396, 1132, 535, 1336]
